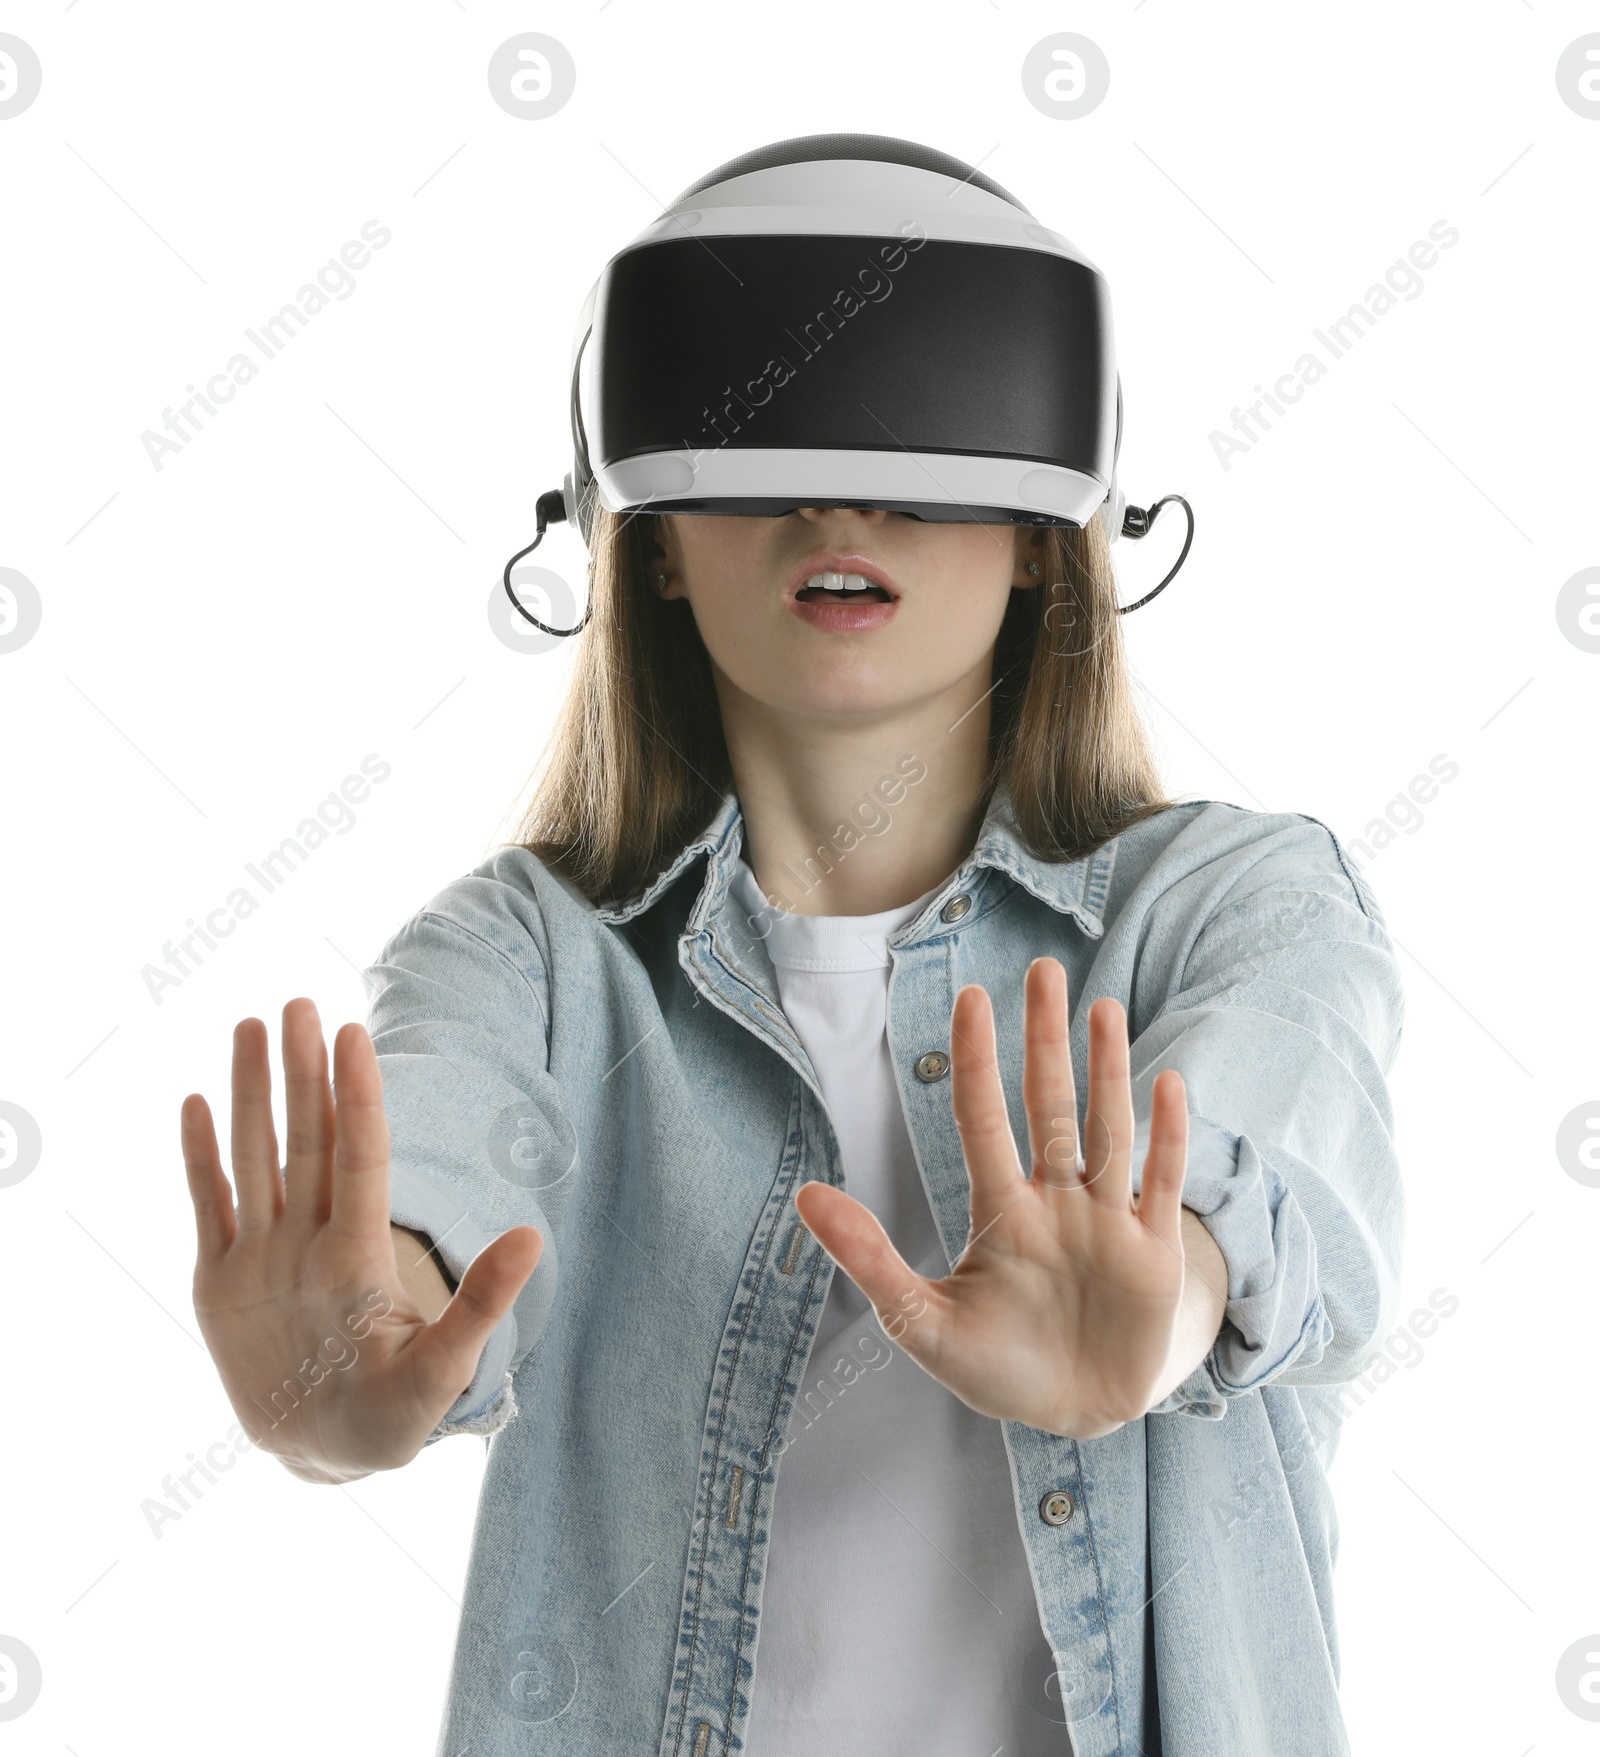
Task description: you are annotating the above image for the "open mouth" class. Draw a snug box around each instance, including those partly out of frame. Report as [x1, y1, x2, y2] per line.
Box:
[794, 571, 895, 603]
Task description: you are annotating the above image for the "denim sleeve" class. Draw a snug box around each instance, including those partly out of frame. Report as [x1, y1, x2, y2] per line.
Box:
[362, 866, 572, 1442]
[1126, 816, 1405, 1420]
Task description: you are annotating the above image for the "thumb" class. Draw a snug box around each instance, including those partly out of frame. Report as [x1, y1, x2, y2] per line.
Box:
[408, 1225, 543, 1407]
[794, 1182, 938, 1356]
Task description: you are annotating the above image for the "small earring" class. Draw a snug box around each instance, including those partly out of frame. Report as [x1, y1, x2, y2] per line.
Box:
[655, 574, 669, 592]
[1026, 562, 1042, 578]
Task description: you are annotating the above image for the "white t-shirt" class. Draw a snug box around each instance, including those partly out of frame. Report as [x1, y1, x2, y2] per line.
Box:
[731, 855, 1071, 1756]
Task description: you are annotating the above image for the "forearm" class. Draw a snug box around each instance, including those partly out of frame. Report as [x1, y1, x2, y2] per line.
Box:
[1145, 1207, 1228, 1409]
[391, 1222, 456, 1321]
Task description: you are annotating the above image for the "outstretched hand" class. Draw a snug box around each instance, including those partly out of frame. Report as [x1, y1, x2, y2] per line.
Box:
[180, 999, 542, 1482]
[794, 958, 1204, 1439]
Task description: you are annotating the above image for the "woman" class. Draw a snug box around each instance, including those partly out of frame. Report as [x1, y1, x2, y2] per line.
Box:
[180, 140, 1404, 1757]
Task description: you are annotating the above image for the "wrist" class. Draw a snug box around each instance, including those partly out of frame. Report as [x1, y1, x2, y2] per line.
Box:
[1145, 1207, 1228, 1410]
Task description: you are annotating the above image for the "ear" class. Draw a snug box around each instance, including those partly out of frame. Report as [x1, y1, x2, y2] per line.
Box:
[647, 513, 681, 598]
[1011, 523, 1050, 590]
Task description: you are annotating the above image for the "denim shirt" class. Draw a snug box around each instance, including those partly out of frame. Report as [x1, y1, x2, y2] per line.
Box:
[363, 778, 1405, 1757]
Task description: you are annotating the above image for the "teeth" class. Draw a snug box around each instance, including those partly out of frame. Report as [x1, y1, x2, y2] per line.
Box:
[803, 571, 882, 593]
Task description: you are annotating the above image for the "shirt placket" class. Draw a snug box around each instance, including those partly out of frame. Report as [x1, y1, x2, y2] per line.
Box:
[886, 889, 1126, 1757]
[652, 909, 851, 1757]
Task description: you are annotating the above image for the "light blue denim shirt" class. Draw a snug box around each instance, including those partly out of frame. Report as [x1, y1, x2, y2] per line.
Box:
[364, 778, 1405, 1757]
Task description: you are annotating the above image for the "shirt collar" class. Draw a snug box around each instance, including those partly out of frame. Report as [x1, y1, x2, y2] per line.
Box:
[591, 777, 1115, 941]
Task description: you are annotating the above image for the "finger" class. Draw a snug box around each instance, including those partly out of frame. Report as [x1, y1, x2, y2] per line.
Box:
[794, 1181, 944, 1362]
[180, 1093, 237, 1260]
[282, 998, 335, 1223]
[230, 1016, 283, 1230]
[1021, 958, 1082, 1189]
[409, 1225, 543, 1405]
[1081, 997, 1135, 1207]
[948, 985, 1026, 1212]
[328, 1021, 393, 1239]
[1136, 1069, 1188, 1247]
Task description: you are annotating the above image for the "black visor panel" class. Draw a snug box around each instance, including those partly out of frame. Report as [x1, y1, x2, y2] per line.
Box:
[590, 234, 1116, 483]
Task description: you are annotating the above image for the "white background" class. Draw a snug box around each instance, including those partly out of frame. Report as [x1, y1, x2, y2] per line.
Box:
[2, 2, 1596, 1752]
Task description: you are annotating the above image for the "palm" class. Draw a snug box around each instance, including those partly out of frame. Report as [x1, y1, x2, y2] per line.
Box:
[181, 1000, 541, 1482]
[793, 960, 1189, 1439]
[191, 1206, 425, 1477]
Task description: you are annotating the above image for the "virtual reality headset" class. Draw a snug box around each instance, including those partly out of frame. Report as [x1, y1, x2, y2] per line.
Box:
[505, 133, 1191, 633]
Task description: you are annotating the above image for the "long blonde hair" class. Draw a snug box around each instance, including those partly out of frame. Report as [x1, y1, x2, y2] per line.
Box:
[509, 502, 1175, 904]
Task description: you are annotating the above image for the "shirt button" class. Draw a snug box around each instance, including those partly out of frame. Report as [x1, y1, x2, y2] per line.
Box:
[914, 1050, 950, 1082]
[939, 892, 972, 923]
[1039, 1489, 1076, 1526]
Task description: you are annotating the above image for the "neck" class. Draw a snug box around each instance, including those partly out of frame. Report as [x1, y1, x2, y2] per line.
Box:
[717, 662, 996, 918]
